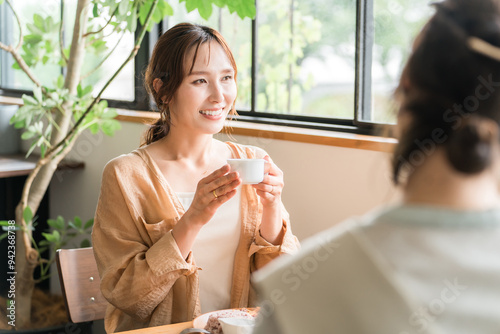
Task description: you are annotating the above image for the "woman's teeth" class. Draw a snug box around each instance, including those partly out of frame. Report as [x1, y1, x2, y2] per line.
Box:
[199, 109, 223, 116]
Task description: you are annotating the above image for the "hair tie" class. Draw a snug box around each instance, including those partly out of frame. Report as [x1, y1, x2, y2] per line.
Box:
[468, 36, 500, 61]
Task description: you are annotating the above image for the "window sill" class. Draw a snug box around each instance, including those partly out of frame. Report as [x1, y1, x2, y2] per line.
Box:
[117, 110, 397, 152]
[0, 96, 397, 153]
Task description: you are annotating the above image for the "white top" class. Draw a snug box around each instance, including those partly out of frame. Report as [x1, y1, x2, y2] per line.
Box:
[252, 205, 500, 334]
[176, 188, 242, 313]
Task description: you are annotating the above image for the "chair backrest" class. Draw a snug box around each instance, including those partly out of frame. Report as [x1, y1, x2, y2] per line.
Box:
[56, 247, 107, 323]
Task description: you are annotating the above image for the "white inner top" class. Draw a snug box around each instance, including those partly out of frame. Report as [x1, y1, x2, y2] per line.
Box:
[176, 188, 242, 313]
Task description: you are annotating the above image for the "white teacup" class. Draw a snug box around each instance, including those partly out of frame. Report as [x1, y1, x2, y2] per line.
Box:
[218, 317, 255, 334]
[227, 159, 266, 184]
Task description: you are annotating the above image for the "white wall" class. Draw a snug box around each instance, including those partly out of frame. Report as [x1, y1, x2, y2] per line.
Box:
[49, 120, 400, 242]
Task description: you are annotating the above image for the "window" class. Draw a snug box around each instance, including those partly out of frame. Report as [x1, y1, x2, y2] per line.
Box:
[0, 0, 135, 102]
[0, 0, 434, 133]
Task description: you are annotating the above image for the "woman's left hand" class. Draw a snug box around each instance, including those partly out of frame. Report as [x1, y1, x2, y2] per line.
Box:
[252, 155, 283, 207]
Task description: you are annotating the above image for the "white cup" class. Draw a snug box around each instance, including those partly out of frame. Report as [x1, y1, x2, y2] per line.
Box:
[218, 318, 255, 334]
[227, 159, 266, 184]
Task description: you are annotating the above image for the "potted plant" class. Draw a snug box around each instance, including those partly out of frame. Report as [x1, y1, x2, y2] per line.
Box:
[0, 0, 255, 330]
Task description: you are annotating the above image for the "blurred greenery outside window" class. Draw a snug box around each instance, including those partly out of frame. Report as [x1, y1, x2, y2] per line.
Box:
[0, 0, 434, 133]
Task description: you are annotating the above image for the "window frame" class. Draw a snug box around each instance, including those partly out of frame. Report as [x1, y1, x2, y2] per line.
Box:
[0, 0, 387, 136]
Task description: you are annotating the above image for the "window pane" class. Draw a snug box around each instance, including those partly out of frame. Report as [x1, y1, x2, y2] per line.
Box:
[256, 0, 356, 119]
[369, 0, 434, 123]
[0, 0, 61, 90]
[0, 0, 135, 102]
[164, 3, 252, 111]
[75, 3, 135, 102]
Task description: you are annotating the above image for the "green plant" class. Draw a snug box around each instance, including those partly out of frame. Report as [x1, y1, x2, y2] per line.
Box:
[1, 209, 94, 284]
[0, 0, 255, 329]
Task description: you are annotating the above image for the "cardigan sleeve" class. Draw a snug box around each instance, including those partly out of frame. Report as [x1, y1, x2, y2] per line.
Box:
[92, 157, 197, 320]
[236, 144, 301, 270]
[248, 202, 300, 270]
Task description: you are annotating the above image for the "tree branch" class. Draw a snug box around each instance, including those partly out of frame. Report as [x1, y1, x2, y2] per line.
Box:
[82, 6, 118, 37]
[5, 0, 23, 51]
[0, 42, 43, 89]
[59, 0, 68, 64]
[81, 30, 125, 80]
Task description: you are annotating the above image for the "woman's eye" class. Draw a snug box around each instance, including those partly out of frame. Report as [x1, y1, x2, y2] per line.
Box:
[193, 79, 207, 84]
[222, 75, 233, 81]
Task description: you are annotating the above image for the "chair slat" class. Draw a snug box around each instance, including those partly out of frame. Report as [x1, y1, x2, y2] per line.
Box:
[56, 247, 107, 323]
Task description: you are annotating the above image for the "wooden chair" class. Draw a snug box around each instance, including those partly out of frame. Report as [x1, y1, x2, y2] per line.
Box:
[55, 247, 107, 323]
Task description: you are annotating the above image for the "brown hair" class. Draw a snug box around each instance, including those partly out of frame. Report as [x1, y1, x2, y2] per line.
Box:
[142, 23, 238, 145]
[393, 0, 500, 184]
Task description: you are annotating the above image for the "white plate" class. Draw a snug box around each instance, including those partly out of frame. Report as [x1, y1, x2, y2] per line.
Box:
[192, 308, 259, 329]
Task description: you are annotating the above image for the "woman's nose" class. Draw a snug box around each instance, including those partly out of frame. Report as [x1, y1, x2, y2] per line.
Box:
[209, 83, 224, 103]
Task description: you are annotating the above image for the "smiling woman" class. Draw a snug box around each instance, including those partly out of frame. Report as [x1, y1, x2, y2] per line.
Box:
[91, 22, 300, 333]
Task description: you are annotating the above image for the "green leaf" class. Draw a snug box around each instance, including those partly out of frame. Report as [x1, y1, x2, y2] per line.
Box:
[25, 141, 37, 158]
[138, 1, 152, 25]
[33, 86, 42, 102]
[80, 239, 91, 248]
[0, 221, 10, 226]
[0, 0, 4, 5]
[47, 217, 64, 230]
[226, 0, 255, 19]
[37, 246, 48, 254]
[0, 233, 8, 242]
[77, 84, 83, 98]
[126, 7, 137, 32]
[24, 34, 43, 44]
[56, 75, 64, 89]
[184, 0, 213, 20]
[212, 0, 224, 7]
[42, 230, 60, 243]
[118, 0, 129, 16]
[73, 216, 83, 229]
[33, 14, 45, 30]
[21, 131, 35, 140]
[102, 108, 118, 119]
[158, 0, 173, 17]
[40, 144, 46, 158]
[89, 123, 100, 135]
[22, 95, 39, 106]
[38, 240, 51, 247]
[23, 206, 33, 224]
[100, 119, 121, 136]
[84, 218, 94, 230]
[93, 3, 99, 17]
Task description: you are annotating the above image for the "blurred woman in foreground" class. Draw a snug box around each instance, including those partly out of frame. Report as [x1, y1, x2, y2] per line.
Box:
[252, 0, 500, 333]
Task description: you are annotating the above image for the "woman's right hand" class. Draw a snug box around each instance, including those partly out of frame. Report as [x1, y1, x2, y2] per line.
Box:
[185, 164, 241, 226]
[172, 164, 241, 258]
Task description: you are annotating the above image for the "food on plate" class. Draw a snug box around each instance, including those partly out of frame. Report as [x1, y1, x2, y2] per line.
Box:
[204, 308, 258, 334]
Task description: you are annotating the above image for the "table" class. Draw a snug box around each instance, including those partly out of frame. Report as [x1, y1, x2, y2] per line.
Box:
[117, 321, 193, 334]
[0, 154, 84, 178]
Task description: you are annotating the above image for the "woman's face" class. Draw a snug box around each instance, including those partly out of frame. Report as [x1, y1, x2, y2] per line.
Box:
[168, 41, 237, 136]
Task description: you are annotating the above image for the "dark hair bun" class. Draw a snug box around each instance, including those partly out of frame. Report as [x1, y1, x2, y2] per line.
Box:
[445, 116, 497, 174]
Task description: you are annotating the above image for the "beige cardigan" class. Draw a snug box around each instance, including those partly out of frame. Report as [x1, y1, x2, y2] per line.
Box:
[92, 142, 300, 333]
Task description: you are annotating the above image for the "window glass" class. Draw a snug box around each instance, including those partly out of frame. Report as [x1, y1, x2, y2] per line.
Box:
[164, 2, 252, 111]
[0, 0, 60, 90]
[256, 0, 357, 119]
[0, 0, 135, 102]
[369, 0, 434, 123]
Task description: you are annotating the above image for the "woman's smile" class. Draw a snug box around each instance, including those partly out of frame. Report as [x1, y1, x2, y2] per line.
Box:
[199, 107, 225, 119]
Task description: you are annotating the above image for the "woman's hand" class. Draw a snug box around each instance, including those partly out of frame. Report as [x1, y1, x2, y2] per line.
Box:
[252, 156, 285, 245]
[252, 156, 284, 207]
[184, 164, 241, 226]
[173, 164, 241, 258]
